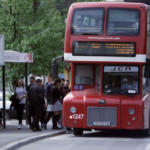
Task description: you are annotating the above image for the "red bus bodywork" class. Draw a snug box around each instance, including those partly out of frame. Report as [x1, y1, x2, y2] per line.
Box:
[63, 2, 150, 132]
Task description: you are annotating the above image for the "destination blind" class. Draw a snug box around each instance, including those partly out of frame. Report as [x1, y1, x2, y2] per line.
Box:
[73, 42, 136, 57]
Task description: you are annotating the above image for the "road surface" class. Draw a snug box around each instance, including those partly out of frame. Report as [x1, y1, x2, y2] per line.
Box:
[17, 130, 150, 150]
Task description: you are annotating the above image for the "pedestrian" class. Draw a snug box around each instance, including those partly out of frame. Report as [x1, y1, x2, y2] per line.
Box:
[28, 77, 45, 132]
[61, 78, 65, 86]
[57, 80, 70, 128]
[14, 79, 27, 129]
[26, 76, 35, 128]
[43, 78, 64, 130]
[64, 80, 72, 133]
[40, 103, 47, 129]
[46, 74, 53, 85]
[60, 80, 71, 99]
[45, 76, 55, 102]
[40, 84, 47, 129]
[42, 77, 55, 130]
[65, 80, 71, 92]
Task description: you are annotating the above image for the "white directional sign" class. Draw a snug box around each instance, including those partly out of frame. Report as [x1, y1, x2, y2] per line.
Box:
[0, 35, 4, 66]
[4, 51, 33, 63]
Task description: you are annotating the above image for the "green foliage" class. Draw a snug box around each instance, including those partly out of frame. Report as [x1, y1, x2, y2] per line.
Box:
[0, 0, 65, 84]
[0, 0, 105, 85]
[77, 0, 105, 1]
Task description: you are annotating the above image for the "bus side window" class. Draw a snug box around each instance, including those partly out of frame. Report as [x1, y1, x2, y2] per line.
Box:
[147, 10, 150, 37]
[142, 66, 150, 94]
[75, 65, 94, 85]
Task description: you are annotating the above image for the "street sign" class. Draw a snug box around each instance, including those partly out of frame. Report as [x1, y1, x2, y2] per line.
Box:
[4, 51, 33, 63]
[0, 35, 4, 66]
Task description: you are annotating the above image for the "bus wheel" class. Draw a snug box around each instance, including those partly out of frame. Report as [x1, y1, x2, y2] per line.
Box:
[73, 128, 83, 136]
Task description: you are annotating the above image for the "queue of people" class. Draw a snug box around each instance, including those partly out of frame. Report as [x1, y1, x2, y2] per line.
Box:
[9, 75, 71, 132]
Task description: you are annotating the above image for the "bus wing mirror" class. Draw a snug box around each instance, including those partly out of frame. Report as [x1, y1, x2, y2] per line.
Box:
[51, 64, 58, 78]
[144, 64, 150, 78]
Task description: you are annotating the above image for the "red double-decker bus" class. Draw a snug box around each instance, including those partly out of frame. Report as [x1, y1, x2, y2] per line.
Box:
[62, 0, 150, 136]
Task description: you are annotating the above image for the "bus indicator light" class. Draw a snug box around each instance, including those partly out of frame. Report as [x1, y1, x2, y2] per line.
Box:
[69, 116, 73, 119]
[79, 85, 83, 90]
[74, 85, 78, 90]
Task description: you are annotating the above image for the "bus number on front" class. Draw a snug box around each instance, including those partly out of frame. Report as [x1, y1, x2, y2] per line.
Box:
[73, 114, 84, 119]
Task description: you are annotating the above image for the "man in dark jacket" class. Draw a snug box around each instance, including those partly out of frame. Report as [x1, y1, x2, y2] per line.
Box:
[28, 77, 45, 132]
[27, 76, 35, 128]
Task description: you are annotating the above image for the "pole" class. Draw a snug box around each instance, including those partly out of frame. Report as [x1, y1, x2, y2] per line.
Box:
[2, 65, 5, 128]
[25, 63, 28, 124]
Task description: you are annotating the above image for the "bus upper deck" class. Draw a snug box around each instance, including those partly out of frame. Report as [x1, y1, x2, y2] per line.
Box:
[64, 2, 150, 64]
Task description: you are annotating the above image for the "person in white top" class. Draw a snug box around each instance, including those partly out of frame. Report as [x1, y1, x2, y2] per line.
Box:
[121, 76, 138, 92]
[15, 79, 27, 129]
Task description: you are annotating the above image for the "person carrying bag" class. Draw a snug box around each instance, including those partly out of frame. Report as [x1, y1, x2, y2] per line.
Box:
[10, 89, 19, 110]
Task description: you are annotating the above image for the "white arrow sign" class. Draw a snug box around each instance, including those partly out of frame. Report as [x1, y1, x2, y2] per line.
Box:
[4, 51, 33, 63]
[0, 35, 4, 66]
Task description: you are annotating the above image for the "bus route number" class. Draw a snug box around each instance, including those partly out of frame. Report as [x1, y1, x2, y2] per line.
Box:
[73, 114, 84, 119]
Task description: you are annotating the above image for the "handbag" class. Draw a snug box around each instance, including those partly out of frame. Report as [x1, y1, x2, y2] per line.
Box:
[10, 88, 19, 110]
[10, 88, 16, 101]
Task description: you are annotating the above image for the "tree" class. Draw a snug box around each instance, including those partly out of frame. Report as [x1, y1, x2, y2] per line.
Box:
[0, 0, 106, 87]
[0, 0, 65, 86]
[77, 0, 105, 1]
[54, 0, 105, 19]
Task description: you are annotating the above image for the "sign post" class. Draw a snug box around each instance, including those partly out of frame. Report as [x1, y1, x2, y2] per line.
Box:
[2, 65, 5, 129]
[25, 63, 28, 124]
[4, 51, 33, 63]
[0, 35, 4, 66]
[0, 35, 5, 128]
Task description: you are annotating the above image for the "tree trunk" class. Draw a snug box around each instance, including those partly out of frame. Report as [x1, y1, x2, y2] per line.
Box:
[33, 0, 39, 13]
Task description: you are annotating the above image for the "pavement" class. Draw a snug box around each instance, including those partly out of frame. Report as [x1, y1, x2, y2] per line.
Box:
[0, 119, 66, 150]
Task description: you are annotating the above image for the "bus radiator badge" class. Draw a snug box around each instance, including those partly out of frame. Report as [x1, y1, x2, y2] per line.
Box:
[99, 100, 106, 105]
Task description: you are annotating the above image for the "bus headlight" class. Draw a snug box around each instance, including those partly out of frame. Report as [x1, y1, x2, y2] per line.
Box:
[129, 108, 135, 115]
[70, 107, 76, 113]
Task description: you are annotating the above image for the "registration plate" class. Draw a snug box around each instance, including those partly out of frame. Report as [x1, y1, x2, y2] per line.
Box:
[93, 121, 110, 126]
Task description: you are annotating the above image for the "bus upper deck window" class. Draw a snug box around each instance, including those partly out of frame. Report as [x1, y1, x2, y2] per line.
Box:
[106, 8, 140, 36]
[71, 8, 105, 35]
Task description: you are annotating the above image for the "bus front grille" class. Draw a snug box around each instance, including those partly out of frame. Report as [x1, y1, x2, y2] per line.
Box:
[87, 107, 117, 127]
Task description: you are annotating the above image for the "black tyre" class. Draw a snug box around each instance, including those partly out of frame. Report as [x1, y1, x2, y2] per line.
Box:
[139, 129, 149, 137]
[73, 128, 83, 136]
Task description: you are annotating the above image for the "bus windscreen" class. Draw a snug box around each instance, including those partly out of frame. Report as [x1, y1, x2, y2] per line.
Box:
[103, 66, 139, 95]
[106, 8, 140, 36]
[71, 8, 104, 35]
[73, 42, 136, 57]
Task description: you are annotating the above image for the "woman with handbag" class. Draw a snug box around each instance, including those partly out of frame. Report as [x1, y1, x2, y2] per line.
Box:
[14, 79, 27, 129]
